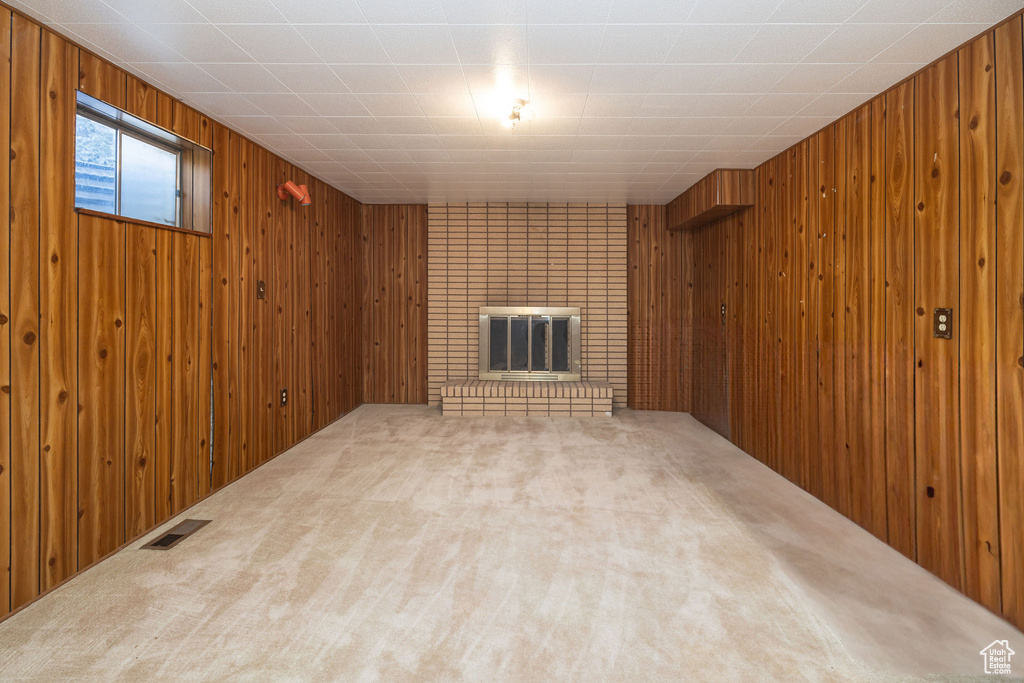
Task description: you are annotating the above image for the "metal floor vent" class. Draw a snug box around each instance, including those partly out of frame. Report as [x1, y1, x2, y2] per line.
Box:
[141, 519, 211, 551]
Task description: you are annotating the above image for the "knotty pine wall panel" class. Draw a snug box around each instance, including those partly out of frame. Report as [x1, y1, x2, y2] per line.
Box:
[362, 204, 428, 404]
[0, 7, 365, 620]
[690, 13, 1024, 631]
[626, 205, 692, 412]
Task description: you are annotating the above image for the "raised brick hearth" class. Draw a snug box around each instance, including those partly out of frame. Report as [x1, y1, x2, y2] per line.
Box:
[441, 380, 613, 417]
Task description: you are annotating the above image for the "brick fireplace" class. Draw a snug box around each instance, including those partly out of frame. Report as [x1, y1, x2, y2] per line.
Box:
[426, 203, 628, 410]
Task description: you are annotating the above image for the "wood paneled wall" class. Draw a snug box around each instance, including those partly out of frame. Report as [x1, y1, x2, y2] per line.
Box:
[0, 8, 364, 620]
[361, 204, 428, 404]
[626, 205, 692, 412]
[690, 16, 1024, 630]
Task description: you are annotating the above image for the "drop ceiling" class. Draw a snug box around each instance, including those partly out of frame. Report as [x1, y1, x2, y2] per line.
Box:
[11, 0, 1023, 204]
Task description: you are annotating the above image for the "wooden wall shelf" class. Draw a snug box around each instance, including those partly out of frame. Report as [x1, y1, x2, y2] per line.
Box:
[667, 169, 755, 231]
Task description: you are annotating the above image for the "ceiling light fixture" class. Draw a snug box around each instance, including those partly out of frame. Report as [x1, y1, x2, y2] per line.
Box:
[503, 98, 535, 129]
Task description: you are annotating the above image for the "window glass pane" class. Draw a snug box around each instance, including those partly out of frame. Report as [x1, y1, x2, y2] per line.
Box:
[75, 114, 117, 214]
[489, 317, 508, 371]
[121, 134, 179, 226]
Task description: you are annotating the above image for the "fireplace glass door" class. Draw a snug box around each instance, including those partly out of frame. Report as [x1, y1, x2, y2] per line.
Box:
[479, 307, 581, 381]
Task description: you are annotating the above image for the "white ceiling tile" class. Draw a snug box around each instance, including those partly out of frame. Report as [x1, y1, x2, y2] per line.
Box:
[734, 24, 839, 64]
[527, 25, 605, 64]
[429, 118, 483, 135]
[578, 118, 633, 135]
[193, 0, 287, 23]
[664, 25, 759, 64]
[712, 63, 793, 93]
[374, 25, 460, 64]
[29, 0, 122, 23]
[803, 23, 914, 64]
[849, 0, 953, 23]
[301, 93, 370, 116]
[450, 25, 528, 65]
[331, 65, 409, 93]
[244, 93, 318, 117]
[218, 25, 322, 64]
[358, 0, 446, 22]
[797, 92, 872, 117]
[269, 0, 365, 22]
[830, 62, 915, 94]
[747, 92, 818, 116]
[414, 91, 479, 117]
[929, 0, 1024, 23]
[769, 63, 858, 92]
[533, 93, 587, 118]
[183, 92, 266, 117]
[526, 0, 613, 23]
[264, 64, 349, 95]
[27, 0, 1010, 202]
[688, 0, 788, 23]
[606, 0, 698, 23]
[589, 65, 661, 93]
[296, 25, 389, 64]
[721, 117, 787, 136]
[582, 93, 642, 118]
[358, 93, 425, 117]
[138, 62, 230, 93]
[769, 116, 834, 136]
[219, 116, 284, 135]
[441, 0, 527, 23]
[278, 116, 340, 134]
[768, 0, 871, 23]
[528, 65, 594, 96]
[874, 23, 990, 63]
[104, 0, 207, 23]
[201, 63, 291, 93]
[327, 117, 386, 134]
[597, 25, 682, 64]
[64, 23, 185, 63]
[142, 24, 253, 64]
[397, 65, 468, 94]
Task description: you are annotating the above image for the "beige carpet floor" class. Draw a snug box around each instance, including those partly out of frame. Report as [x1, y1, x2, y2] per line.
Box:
[0, 405, 1019, 681]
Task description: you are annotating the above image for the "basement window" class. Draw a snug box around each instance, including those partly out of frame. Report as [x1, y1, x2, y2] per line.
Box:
[74, 91, 211, 233]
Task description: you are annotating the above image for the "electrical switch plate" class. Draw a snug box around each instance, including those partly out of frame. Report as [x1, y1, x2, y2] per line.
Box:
[280, 388, 288, 406]
[257, 280, 266, 300]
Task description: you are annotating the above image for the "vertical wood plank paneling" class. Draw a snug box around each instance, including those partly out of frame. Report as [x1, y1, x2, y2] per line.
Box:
[885, 81, 917, 560]
[77, 51, 124, 108]
[39, 29, 77, 590]
[833, 116, 851, 520]
[626, 205, 692, 412]
[868, 96, 889, 541]
[816, 126, 838, 509]
[995, 15, 1024, 630]
[804, 134, 822, 499]
[153, 230, 174, 524]
[77, 215, 125, 568]
[958, 32, 1000, 611]
[124, 224, 155, 539]
[9, 13, 40, 609]
[198, 238, 212, 499]
[0, 9, 367, 620]
[914, 54, 964, 591]
[210, 124, 231, 490]
[0, 5, 11, 616]
[171, 234, 199, 513]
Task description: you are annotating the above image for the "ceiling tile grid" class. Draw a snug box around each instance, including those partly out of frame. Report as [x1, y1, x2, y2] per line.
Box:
[9, 0, 1023, 203]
